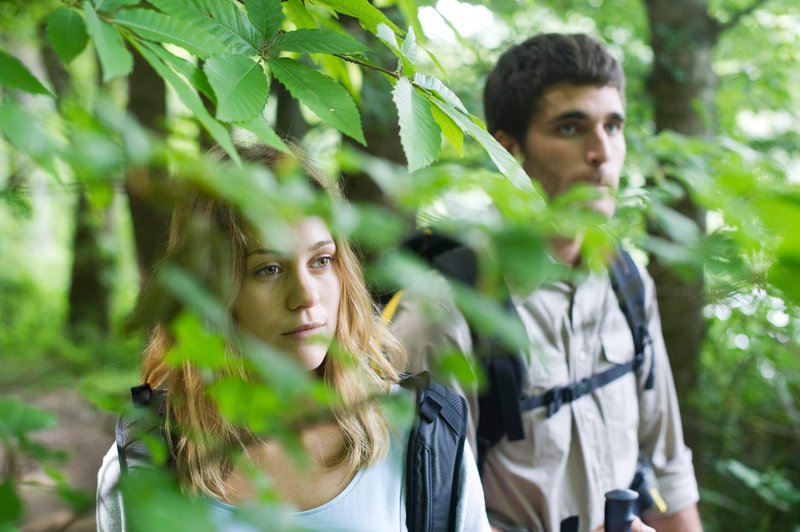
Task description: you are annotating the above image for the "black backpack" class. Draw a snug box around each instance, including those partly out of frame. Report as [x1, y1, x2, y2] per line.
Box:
[380, 231, 655, 471]
[116, 371, 467, 532]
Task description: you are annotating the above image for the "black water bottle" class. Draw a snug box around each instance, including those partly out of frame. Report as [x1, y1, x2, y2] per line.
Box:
[604, 488, 639, 532]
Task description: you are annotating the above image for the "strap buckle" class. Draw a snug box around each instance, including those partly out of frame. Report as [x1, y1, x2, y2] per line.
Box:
[545, 387, 563, 418]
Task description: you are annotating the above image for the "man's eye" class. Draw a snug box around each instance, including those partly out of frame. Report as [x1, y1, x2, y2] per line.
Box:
[557, 124, 577, 135]
[256, 264, 281, 277]
[606, 123, 622, 134]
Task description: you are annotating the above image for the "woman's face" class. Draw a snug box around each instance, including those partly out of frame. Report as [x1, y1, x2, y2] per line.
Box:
[234, 217, 341, 371]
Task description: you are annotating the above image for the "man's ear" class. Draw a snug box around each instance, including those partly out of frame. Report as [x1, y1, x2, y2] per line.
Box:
[493, 130, 521, 156]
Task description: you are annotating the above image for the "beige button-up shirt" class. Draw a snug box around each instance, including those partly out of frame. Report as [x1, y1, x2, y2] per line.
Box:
[391, 264, 699, 532]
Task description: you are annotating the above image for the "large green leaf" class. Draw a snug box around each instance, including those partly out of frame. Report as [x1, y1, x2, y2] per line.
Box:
[245, 0, 283, 40]
[431, 98, 535, 193]
[0, 50, 52, 96]
[46, 7, 89, 65]
[316, 0, 401, 34]
[399, 26, 417, 78]
[135, 40, 238, 163]
[204, 54, 268, 123]
[112, 8, 225, 58]
[392, 77, 440, 172]
[271, 28, 368, 55]
[94, 0, 139, 11]
[83, 3, 133, 82]
[144, 41, 215, 101]
[413, 73, 467, 113]
[238, 115, 290, 153]
[267, 57, 365, 145]
[148, 0, 259, 55]
[430, 103, 463, 156]
[0, 102, 62, 177]
[0, 50, 53, 96]
[0, 397, 58, 438]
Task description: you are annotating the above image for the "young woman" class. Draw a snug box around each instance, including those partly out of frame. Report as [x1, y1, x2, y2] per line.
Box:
[96, 143, 490, 531]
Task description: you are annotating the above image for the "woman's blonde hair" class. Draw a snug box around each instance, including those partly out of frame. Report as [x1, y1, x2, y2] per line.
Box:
[138, 142, 406, 499]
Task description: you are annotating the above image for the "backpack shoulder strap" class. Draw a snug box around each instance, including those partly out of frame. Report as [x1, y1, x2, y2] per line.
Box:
[401, 372, 468, 532]
[609, 249, 655, 389]
[115, 383, 170, 473]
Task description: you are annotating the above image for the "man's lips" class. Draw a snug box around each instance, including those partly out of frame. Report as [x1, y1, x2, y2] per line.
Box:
[282, 323, 325, 338]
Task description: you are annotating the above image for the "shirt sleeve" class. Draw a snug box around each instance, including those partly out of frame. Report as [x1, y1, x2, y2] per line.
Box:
[390, 278, 481, 456]
[97, 443, 126, 532]
[455, 441, 492, 532]
[636, 265, 700, 516]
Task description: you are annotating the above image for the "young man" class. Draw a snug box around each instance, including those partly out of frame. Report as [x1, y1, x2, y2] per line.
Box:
[391, 34, 702, 532]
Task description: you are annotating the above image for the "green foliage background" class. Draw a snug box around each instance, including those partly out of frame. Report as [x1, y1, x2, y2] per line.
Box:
[1, 0, 799, 530]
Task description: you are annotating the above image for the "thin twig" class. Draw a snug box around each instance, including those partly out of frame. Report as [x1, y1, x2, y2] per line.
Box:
[333, 54, 399, 79]
[715, 0, 772, 35]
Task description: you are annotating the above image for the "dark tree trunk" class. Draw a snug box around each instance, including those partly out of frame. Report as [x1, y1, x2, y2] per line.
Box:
[67, 191, 114, 336]
[643, 0, 719, 444]
[125, 49, 170, 287]
[39, 22, 117, 338]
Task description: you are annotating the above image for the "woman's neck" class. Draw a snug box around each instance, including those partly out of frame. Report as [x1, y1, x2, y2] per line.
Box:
[224, 421, 356, 510]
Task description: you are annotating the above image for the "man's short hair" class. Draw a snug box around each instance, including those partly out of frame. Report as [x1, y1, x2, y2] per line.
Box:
[483, 33, 625, 142]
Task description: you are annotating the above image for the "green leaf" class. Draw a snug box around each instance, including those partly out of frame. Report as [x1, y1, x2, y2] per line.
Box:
[165, 313, 228, 369]
[46, 7, 89, 65]
[0, 397, 58, 438]
[83, 3, 133, 82]
[0, 50, 52, 96]
[238, 115, 290, 153]
[267, 57, 365, 145]
[431, 98, 536, 193]
[111, 8, 225, 58]
[399, 26, 417, 77]
[413, 73, 467, 113]
[204, 54, 269, 123]
[245, 0, 283, 40]
[316, 0, 402, 34]
[94, 0, 140, 11]
[0, 102, 62, 177]
[430, 102, 463, 156]
[392, 77, 440, 172]
[0, 482, 22, 524]
[144, 41, 215, 101]
[148, 0, 259, 55]
[376, 23, 399, 53]
[271, 28, 368, 55]
[135, 40, 238, 163]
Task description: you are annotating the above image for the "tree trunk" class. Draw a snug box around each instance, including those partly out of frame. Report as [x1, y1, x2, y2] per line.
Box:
[125, 49, 170, 287]
[643, 0, 718, 443]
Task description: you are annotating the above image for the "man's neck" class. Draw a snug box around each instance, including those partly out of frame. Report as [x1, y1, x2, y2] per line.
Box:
[551, 235, 583, 266]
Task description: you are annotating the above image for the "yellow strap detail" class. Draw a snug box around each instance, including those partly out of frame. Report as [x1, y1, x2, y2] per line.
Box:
[380, 290, 405, 324]
[649, 486, 668, 513]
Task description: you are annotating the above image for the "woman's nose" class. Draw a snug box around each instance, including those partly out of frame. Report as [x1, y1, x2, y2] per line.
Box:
[287, 269, 320, 310]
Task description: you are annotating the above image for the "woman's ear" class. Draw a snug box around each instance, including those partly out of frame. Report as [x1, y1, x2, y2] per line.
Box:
[493, 130, 521, 156]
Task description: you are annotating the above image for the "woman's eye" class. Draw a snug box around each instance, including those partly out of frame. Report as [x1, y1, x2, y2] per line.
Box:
[606, 122, 622, 134]
[312, 256, 333, 269]
[256, 264, 281, 277]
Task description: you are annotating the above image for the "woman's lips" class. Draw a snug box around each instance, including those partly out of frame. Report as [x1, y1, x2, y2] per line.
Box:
[282, 323, 325, 339]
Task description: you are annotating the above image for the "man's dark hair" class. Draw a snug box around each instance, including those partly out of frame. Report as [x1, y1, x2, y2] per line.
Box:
[483, 33, 625, 142]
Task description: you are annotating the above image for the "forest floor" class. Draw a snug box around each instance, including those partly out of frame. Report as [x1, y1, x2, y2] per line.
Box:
[4, 386, 115, 532]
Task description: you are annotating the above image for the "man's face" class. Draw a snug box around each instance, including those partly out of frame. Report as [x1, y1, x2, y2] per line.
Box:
[516, 82, 626, 218]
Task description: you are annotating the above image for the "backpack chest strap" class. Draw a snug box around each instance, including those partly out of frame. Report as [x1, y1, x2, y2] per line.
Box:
[518, 347, 648, 418]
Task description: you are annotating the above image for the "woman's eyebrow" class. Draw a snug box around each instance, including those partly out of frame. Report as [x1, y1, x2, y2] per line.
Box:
[246, 240, 335, 258]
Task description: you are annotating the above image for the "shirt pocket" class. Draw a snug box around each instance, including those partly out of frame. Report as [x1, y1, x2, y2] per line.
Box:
[598, 328, 639, 432]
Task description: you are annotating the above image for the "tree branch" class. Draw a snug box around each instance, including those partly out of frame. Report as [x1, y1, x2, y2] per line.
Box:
[333, 54, 399, 79]
[715, 0, 771, 35]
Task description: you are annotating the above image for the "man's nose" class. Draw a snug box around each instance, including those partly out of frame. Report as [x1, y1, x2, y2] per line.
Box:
[586, 128, 610, 166]
[287, 270, 319, 310]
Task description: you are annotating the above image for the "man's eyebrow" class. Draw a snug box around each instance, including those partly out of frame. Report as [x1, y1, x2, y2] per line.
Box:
[246, 240, 335, 258]
[549, 110, 626, 123]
